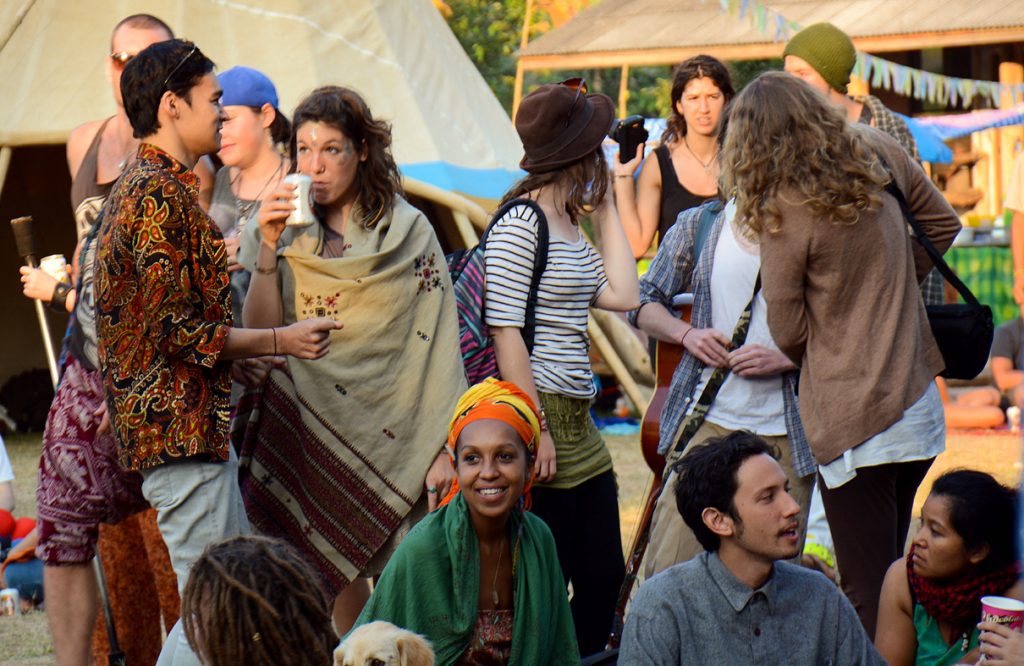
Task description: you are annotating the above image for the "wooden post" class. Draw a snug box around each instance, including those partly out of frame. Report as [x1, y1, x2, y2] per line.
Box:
[511, 0, 535, 121]
[998, 62, 1024, 217]
[618, 64, 630, 118]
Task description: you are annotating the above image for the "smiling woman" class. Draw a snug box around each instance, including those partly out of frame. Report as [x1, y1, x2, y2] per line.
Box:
[350, 379, 579, 665]
[875, 470, 1021, 666]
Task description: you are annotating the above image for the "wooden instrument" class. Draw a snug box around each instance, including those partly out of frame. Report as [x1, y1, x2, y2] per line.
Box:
[607, 300, 691, 648]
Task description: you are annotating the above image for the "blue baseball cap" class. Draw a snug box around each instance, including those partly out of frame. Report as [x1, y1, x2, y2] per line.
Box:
[218, 66, 279, 108]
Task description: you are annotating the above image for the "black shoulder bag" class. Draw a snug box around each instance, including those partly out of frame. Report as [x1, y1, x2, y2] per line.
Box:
[884, 178, 993, 380]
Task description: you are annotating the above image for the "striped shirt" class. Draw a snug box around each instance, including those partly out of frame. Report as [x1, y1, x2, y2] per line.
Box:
[484, 203, 608, 398]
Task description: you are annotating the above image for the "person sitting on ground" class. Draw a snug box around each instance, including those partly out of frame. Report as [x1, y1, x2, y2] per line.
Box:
[948, 306, 1024, 417]
[875, 470, 1021, 666]
[0, 434, 13, 515]
[352, 379, 579, 665]
[1, 525, 42, 612]
[181, 535, 337, 666]
[619, 430, 885, 665]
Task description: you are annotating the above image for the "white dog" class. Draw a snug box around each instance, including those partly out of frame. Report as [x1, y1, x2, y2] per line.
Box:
[334, 621, 435, 666]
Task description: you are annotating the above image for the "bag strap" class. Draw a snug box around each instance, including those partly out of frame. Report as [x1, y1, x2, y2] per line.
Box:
[878, 160, 978, 308]
[692, 199, 724, 266]
[480, 198, 550, 353]
[664, 271, 762, 479]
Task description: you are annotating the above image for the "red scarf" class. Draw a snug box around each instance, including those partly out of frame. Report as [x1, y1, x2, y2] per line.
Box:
[907, 543, 1021, 634]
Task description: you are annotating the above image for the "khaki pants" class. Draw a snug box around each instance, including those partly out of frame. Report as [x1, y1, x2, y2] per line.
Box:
[643, 421, 814, 579]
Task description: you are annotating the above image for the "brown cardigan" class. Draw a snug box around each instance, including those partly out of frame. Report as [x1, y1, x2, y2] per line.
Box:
[759, 127, 961, 465]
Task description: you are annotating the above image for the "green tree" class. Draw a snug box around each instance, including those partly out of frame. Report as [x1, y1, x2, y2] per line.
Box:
[446, 0, 528, 113]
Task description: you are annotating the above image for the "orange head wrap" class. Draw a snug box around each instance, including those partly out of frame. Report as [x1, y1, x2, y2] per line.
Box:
[439, 378, 541, 508]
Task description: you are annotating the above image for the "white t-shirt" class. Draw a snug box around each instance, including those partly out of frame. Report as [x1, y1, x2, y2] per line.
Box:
[818, 382, 945, 489]
[689, 208, 786, 435]
[0, 435, 13, 484]
[484, 203, 608, 398]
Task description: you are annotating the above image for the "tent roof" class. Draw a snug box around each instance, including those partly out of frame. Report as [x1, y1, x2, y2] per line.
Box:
[0, 0, 523, 199]
[520, 0, 1024, 69]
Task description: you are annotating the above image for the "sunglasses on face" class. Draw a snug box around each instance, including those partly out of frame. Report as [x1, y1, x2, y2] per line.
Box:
[162, 43, 199, 90]
[562, 77, 588, 127]
[110, 51, 135, 67]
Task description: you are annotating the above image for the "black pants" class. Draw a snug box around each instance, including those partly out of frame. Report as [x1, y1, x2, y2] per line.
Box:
[531, 470, 625, 657]
[818, 458, 933, 639]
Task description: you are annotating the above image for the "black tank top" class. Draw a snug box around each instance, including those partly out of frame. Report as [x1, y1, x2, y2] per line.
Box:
[654, 144, 714, 241]
[69, 117, 117, 241]
[67, 118, 117, 372]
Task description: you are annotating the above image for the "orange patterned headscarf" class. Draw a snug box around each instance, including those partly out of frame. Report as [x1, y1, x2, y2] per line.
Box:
[439, 378, 541, 508]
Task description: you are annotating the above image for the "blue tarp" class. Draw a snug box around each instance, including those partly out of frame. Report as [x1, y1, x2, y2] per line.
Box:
[899, 114, 953, 164]
[400, 162, 522, 201]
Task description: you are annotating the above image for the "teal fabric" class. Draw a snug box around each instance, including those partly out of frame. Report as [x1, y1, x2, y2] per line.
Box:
[912, 603, 979, 666]
[352, 493, 580, 665]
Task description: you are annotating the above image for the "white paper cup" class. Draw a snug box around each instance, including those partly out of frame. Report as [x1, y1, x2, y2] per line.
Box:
[284, 173, 315, 227]
[981, 595, 1024, 631]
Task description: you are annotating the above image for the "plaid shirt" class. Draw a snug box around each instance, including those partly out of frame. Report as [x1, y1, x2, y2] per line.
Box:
[856, 94, 944, 306]
[628, 203, 816, 478]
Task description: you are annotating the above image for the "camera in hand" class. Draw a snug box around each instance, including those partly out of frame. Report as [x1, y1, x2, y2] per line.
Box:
[609, 115, 649, 164]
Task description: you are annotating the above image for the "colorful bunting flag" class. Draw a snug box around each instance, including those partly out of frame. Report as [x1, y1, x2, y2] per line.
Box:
[698, 0, 1024, 109]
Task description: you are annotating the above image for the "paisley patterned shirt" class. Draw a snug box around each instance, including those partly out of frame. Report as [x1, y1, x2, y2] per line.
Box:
[96, 144, 232, 471]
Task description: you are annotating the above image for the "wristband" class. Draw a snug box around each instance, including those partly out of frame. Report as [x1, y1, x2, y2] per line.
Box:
[271, 327, 277, 357]
[680, 327, 693, 346]
[49, 281, 72, 313]
[614, 174, 633, 180]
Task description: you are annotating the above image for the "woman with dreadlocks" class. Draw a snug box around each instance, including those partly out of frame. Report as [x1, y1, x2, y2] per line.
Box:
[875, 470, 1021, 665]
[181, 535, 336, 666]
[352, 379, 579, 665]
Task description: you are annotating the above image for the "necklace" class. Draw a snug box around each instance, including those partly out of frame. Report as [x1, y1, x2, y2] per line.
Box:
[232, 156, 284, 222]
[490, 536, 506, 608]
[683, 136, 719, 176]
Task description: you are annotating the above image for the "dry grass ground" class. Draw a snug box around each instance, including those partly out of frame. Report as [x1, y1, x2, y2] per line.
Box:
[1, 429, 1018, 664]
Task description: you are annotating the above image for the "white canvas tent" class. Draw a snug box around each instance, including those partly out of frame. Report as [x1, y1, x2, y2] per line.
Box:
[0, 0, 523, 198]
[0, 0, 523, 386]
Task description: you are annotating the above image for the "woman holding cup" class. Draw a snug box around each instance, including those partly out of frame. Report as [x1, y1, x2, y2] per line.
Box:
[236, 86, 466, 634]
[875, 470, 1021, 665]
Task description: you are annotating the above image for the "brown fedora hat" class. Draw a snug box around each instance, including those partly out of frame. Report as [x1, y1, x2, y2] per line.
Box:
[516, 79, 615, 174]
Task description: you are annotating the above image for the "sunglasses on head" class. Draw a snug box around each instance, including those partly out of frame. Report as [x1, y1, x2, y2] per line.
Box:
[561, 77, 588, 127]
[110, 51, 135, 67]
[162, 43, 199, 90]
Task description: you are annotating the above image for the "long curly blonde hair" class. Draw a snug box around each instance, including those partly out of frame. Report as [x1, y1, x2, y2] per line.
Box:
[721, 71, 889, 235]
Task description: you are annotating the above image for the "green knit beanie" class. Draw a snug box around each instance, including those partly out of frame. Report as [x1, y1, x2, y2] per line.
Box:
[783, 22, 856, 93]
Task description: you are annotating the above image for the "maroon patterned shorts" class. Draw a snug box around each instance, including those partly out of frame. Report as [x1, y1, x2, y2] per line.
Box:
[36, 355, 149, 564]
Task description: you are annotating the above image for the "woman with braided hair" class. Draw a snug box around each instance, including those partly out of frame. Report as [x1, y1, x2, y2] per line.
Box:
[875, 470, 1022, 665]
[352, 379, 579, 665]
[181, 535, 336, 666]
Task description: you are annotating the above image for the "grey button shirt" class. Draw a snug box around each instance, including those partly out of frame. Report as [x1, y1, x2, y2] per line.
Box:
[619, 552, 885, 665]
